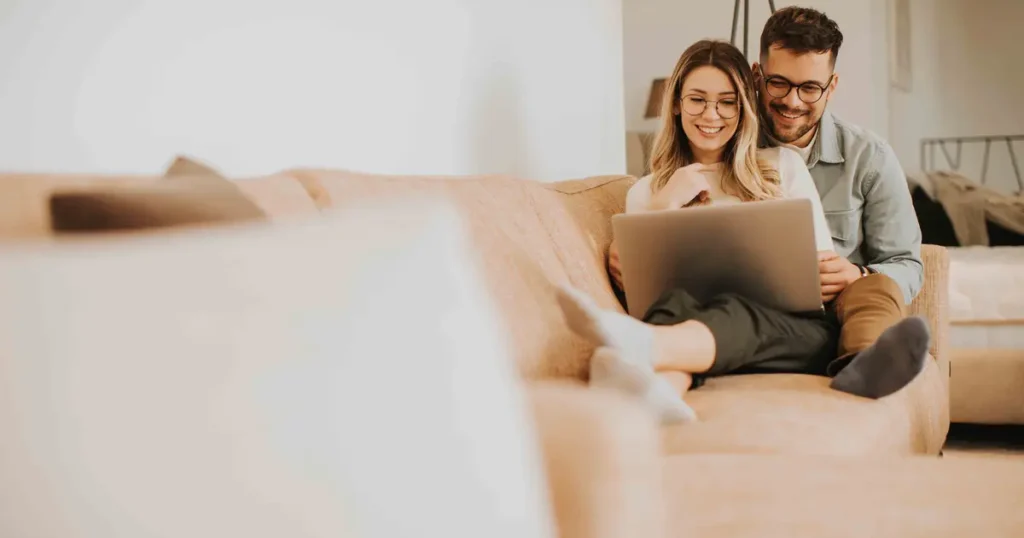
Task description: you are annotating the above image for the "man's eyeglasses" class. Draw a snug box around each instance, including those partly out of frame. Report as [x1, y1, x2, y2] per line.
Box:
[680, 95, 740, 119]
[761, 73, 834, 104]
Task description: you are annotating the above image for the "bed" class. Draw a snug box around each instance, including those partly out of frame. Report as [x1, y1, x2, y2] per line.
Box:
[913, 135, 1024, 425]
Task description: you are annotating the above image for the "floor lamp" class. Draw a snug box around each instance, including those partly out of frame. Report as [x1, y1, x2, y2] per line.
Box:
[645, 0, 779, 120]
[732, 0, 777, 59]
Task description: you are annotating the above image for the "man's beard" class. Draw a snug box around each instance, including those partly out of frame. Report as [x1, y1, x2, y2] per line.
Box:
[759, 99, 819, 145]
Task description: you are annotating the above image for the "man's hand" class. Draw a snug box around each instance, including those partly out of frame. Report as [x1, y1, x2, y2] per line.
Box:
[649, 163, 712, 210]
[608, 239, 623, 289]
[818, 251, 862, 302]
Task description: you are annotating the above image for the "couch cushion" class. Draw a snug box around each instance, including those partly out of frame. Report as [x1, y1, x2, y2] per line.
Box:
[663, 357, 949, 455]
[161, 156, 320, 219]
[232, 174, 322, 219]
[163, 156, 319, 219]
[664, 453, 1024, 538]
[950, 348, 1024, 424]
[163, 155, 224, 178]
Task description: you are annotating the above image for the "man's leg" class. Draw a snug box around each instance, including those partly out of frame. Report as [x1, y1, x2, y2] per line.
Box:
[827, 274, 930, 398]
[829, 274, 906, 370]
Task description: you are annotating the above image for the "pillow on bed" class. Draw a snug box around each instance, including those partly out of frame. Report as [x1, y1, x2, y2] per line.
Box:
[49, 156, 267, 233]
[910, 172, 1024, 247]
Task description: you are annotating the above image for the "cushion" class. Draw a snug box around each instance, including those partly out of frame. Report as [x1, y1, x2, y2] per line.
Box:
[49, 156, 266, 232]
[662, 358, 949, 456]
[163, 155, 224, 178]
[530, 383, 665, 538]
[0, 198, 555, 537]
[950, 348, 1024, 424]
[664, 453, 1024, 537]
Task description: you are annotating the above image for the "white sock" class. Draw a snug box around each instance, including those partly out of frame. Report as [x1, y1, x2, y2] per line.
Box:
[555, 285, 656, 368]
[590, 347, 697, 425]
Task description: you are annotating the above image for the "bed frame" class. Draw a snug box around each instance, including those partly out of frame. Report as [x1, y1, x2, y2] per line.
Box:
[920, 134, 1024, 194]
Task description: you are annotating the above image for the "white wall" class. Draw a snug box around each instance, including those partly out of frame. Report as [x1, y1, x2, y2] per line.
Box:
[624, 0, 890, 140]
[889, 0, 1024, 194]
[0, 0, 625, 181]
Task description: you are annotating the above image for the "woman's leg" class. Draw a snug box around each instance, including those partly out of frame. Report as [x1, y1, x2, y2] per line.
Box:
[558, 285, 839, 380]
[658, 371, 694, 394]
[588, 347, 697, 424]
[556, 286, 715, 374]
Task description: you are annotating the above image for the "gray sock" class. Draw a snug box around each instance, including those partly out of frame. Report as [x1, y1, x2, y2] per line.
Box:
[830, 316, 930, 399]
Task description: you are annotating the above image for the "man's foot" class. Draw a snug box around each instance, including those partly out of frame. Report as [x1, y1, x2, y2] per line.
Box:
[590, 347, 697, 424]
[830, 316, 930, 399]
[556, 285, 654, 366]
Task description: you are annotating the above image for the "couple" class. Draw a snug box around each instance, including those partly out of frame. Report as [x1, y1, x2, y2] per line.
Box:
[557, 7, 929, 423]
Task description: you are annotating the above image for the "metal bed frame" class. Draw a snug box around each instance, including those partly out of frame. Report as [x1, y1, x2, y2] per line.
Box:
[920, 135, 1024, 194]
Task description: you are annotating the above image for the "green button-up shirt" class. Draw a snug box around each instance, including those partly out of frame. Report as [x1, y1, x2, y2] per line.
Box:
[804, 112, 924, 304]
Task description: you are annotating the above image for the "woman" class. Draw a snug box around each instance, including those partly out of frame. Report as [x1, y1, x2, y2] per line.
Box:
[558, 40, 928, 424]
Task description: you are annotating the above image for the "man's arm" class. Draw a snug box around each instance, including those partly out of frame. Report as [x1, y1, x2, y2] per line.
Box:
[861, 142, 924, 303]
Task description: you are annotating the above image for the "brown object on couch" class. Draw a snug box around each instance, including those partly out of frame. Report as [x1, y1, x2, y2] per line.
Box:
[48, 156, 267, 233]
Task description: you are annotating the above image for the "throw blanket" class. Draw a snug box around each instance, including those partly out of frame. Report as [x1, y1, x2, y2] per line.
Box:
[910, 170, 1024, 246]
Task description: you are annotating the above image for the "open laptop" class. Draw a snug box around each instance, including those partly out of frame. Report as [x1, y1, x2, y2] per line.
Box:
[612, 198, 822, 319]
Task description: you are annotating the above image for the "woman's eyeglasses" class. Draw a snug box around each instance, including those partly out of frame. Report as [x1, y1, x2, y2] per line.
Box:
[680, 95, 740, 119]
[761, 73, 834, 104]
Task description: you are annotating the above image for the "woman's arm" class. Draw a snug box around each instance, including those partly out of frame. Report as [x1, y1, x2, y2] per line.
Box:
[625, 176, 654, 214]
[627, 165, 711, 213]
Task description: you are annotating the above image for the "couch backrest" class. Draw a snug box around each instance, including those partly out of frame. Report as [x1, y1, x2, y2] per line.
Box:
[289, 169, 635, 380]
[0, 169, 635, 380]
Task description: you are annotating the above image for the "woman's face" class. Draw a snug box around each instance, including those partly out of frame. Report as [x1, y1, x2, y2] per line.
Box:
[677, 66, 741, 162]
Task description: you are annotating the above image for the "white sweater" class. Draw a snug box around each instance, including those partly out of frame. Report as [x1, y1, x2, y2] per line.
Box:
[626, 147, 835, 252]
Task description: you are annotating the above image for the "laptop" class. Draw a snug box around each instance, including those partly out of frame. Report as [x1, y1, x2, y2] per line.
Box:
[612, 198, 823, 319]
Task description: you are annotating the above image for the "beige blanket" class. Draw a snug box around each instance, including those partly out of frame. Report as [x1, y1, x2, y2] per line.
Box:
[911, 170, 1024, 246]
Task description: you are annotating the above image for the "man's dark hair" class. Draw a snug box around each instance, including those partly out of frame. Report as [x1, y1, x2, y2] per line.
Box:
[760, 6, 843, 65]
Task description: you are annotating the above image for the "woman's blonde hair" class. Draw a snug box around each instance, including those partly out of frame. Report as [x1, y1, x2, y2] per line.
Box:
[649, 40, 781, 201]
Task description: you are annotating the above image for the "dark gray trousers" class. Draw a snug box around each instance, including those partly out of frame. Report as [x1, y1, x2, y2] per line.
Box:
[642, 287, 841, 388]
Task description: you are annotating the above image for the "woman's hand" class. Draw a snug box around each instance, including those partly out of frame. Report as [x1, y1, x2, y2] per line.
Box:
[649, 163, 712, 210]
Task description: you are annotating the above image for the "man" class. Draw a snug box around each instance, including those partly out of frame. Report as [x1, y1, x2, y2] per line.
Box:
[752, 6, 928, 389]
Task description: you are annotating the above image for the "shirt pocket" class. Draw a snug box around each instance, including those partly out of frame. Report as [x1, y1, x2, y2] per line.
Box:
[825, 208, 862, 250]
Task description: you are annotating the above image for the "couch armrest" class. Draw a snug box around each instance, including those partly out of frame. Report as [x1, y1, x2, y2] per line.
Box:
[527, 381, 665, 538]
[909, 245, 950, 381]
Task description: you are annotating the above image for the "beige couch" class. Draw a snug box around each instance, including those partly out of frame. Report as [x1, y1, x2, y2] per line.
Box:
[4, 168, 1021, 536]
[0, 169, 950, 455]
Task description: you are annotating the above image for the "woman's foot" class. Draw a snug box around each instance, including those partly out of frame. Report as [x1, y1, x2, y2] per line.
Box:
[556, 286, 655, 366]
[590, 347, 697, 424]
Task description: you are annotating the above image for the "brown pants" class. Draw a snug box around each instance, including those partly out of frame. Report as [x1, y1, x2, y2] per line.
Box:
[827, 273, 907, 374]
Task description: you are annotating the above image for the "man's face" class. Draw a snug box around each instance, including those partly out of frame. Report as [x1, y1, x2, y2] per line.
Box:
[754, 45, 839, 145]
